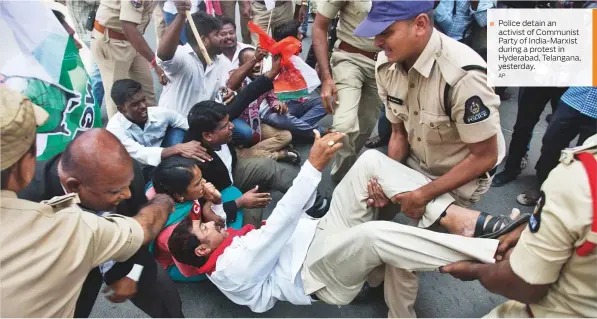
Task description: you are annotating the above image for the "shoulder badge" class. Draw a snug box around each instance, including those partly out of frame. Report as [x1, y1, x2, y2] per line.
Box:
[463, 96, 490, 124]
[130, 0, 142, 8]
[529, 191, 546, 233]
[42, 193, 80, 212]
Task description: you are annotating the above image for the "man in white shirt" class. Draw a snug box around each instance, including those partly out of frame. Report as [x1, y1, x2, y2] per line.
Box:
[106, 79, 211, 181]
[168, 131, 528, 317]
[218, 16, 254, 68]
[162, 0, 202, 44]
[157, 5, 232, 116]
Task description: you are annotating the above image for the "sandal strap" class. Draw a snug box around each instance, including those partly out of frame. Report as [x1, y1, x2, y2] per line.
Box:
[474, 212, 490, 237]
[484, 216, 502, 234]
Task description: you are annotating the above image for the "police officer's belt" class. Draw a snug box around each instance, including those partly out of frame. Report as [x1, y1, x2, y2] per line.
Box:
[338, 41, 378, 61]
[94, 21, 128, 41]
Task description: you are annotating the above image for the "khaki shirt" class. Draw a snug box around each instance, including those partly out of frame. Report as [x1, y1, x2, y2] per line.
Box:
[504, 140, 597, 318]
[376, 29, 502, 178]
[96, 0, 158, 34]
[317, 0, 377, 52]
[0, 191, 144, 318]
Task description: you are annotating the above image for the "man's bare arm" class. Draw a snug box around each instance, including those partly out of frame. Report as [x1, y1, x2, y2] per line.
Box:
[132, 194, 174, 244]
[387, 123, 409, 162]
[312, 13, 332, 81]
[156, 11, 186, 61]
[417, 135, 498, 203]
[121, 21, 156, 63]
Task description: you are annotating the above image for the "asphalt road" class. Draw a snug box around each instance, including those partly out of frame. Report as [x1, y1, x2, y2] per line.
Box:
[91, 13, 553, 318]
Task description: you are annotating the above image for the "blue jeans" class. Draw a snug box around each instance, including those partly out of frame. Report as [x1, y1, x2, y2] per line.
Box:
[262, 96, 326, 139]
[161, 127, 186, 147]
[164, 12, 188, 45]
[232, 118, 254, 146]
[300, 2, 309, 33]
[85, 40, 105, 107]
[376, 107, 391, 142]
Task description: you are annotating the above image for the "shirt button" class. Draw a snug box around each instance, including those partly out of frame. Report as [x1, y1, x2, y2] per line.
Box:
[410, 83, 415, 89]
[435, 51, 441, 58]
[417, 137, 422, 142]
[429, 123, 435, 128]
[414, 111, 419, 116]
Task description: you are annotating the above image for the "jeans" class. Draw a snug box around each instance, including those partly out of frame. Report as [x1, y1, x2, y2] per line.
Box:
[84, 40, 105, 108]
[503, 86, 567, 174]
[300, 2, 309, 34]
[535, 101, 597, 185]
[164, 11, 188, 45]
[376, 107, 392, 143]
[161, 127, 186, 147]
[232, 118, 254, 146]
[262, 96, 327, 139]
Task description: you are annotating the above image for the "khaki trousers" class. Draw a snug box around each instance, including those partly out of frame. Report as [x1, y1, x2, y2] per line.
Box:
[329, 51, 382, 183]
[235, 124, 292, 160]
[220, 0, 252, 44]
[91, 30, 156, 119]
[484, 300, 529, 318]
[153, 1, 167, 44]
[301, 150, 499, 317]
[250, 1, 294, 46]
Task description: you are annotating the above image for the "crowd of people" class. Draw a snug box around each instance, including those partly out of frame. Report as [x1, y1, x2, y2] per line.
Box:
[1, 0, 596, 318]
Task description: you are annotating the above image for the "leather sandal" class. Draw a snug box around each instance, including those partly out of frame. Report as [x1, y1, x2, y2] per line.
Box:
[474, 211, 531, 239]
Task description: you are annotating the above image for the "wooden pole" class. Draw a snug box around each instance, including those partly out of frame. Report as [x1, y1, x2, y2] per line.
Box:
[185, 10, 212, 65]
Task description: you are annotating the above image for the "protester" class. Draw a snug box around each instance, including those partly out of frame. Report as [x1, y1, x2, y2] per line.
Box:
[167, 131, 527, 316]
[91, 0, 167, 118]
[18, 128, 183, 318]
[442, 134, 597, 318]
[106, 79, 211, 182]
[150, 156, 244, 282]
[218, 16, 254, 68]
[0, 87, 174, 317]
[312, 0, 382, 183]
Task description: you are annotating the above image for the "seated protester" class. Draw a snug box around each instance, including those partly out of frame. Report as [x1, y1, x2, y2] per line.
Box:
[262, 22, 327, 141]
[106, 79, 211, 183]
[149, 157, 243, 282]
[218, 16, 254, 68]
[185, 101, 330, 227]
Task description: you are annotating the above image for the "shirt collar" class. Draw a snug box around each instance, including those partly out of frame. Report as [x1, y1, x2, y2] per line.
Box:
[411, 29, 441, 78]
[115, 110, 156, 130]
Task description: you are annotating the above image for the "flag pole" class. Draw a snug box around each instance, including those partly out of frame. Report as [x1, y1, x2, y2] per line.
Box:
[185, 10, 213, 65]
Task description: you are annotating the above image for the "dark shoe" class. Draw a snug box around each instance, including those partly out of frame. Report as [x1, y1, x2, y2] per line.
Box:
[278, 148, 301, 166]
[306, 196, 330, 218]
[365, 135, 386, 148]
[491, 170, 520, 187]
[474, 210, 531, 239]
[351, 282, 384, 304]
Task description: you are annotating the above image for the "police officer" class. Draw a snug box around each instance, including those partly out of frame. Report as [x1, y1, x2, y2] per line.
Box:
[0, 87, 173, 317]
[91, 0, 168, 118]
[355, 0, 506, 223]
[442, 135, 597, 318]
[312, 0, 382, 183]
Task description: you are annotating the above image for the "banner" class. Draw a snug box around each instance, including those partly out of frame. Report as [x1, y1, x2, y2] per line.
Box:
[0, 1, 101, 161]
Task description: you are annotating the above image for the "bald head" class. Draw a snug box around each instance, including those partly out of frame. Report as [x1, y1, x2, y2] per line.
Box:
[59, 128, 135, 211]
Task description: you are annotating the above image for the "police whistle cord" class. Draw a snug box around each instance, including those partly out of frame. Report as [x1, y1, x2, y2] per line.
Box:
[185, 10, 212, 65]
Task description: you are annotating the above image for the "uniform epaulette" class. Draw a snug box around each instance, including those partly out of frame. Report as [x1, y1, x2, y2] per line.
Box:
[42, 193, 81, 212]
[560, 141, 597, 165]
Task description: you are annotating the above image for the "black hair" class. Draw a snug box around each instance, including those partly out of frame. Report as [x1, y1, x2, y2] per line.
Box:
[185, 101, 228, 142]
[1, 142, 36, 190]
[185, 11, 222, 47]
[111, 79, 142, 107]
[168, 215, 208, 268]
[219, 16, 236, 30]
[52, 10, 67, 26]
[238, 47, 256, 65]
[272, 20, 302, 42]
[152, 157, 203, 197]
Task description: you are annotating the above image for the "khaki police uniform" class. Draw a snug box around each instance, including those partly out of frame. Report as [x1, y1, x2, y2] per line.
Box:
[91, 0, 158, 118]
[318, 0, 382, 183]
[0, 192, 144, 317]
[251, 0, 294, 46]
[485, 136, 597, 318]
[376, 28, 505, 212]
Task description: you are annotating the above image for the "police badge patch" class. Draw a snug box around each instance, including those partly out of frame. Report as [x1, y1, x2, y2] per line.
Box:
[131, 0, 142, 8]
[463, 96, 490, 124]
[529, 191, 545, 233]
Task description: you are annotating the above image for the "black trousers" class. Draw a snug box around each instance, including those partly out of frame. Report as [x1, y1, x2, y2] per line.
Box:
[74, 254, 183, 318]
[503, 86, 567, 173]
[535, 100, 597, 185]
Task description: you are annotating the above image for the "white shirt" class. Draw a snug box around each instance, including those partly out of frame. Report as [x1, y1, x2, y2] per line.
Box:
[218, 42, 254, 68]
[157, 45, 232, 116]
[163, 0, 201, 14]
[106, 107, 189, 166]
[208, 161, 322, 313]
[215, 144, 234, 183]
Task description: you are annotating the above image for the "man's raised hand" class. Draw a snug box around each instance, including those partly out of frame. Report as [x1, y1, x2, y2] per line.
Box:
[308, 130, 344, 171]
